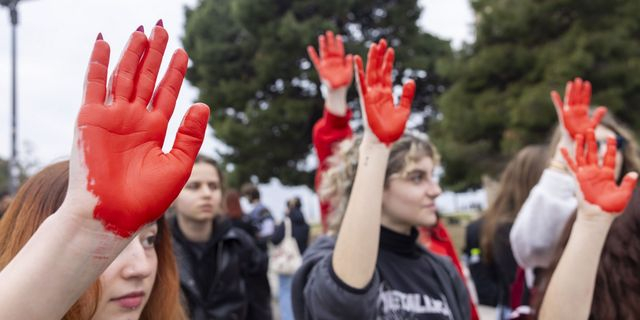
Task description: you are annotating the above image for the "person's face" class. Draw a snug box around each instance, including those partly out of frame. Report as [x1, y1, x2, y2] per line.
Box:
[595, 125, 624, 179]
[92, 223, 158, 320]
[174, 162, 222, 222]
[381, 156, 442, 232]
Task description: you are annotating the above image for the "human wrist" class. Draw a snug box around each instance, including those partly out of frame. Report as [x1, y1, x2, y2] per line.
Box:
[360, 132, 391, 154]
[323, 83, 348, 116]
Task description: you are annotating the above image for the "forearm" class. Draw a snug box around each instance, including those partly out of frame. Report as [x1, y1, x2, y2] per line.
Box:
[0, 211, 129, 319]
[332, 135, 389, 288]
[539, 213, 613, 320]
[323, 84, 348, 117]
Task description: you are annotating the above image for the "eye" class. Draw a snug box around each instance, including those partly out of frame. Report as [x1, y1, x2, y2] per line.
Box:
[408, 172, 425, 184]
[141, 234, 157, 249]
[185, 182, 199, 190]
[208, 182, 219, 191]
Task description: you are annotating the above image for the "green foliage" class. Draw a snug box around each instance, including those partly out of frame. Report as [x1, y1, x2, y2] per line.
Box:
[434, 0, 640, 190]
[183, 0, 452, 187]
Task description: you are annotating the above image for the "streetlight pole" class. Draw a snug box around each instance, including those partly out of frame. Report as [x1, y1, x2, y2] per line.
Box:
[1, 0, 20, 194]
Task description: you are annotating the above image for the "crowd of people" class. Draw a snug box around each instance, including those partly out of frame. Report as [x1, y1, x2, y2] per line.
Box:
[0, 20, 638, 320]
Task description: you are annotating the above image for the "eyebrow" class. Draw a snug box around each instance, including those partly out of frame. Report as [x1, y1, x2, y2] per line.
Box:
[404, 169, 428, 175]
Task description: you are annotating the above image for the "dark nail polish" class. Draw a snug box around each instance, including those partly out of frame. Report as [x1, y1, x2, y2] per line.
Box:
[96, 32, 103, 41]
[136, 25, 144, 33]
[156, 19, 164, 27]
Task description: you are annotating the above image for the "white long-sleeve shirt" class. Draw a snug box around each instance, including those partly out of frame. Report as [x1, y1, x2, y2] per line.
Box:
[510, 169, 578, 272]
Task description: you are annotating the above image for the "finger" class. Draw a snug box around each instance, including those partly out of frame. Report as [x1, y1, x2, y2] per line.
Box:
[575, 134, 585, 166]
[564, 81, 572, 107]
[83, 35, 111, 105]
[366, 42, 378, 87]
[355, 55, 367, 96]
[551, 90, 563, 111]
[586, 129, 598, 165]
[399, 80, 416, 110]
[561, 147, 578, 173]
[582, 80, 591, 106]
[603, 137, 618, 170]
[590, 106, 607, 128]
[381, 48, 395, 88]
[307, 46, 321, 70]
[572, 77, 583, 106]
[112, 28, 148, 102]
[152, 49, 188, 120]
[134, 25, 168, 107]
[319, 35, 327, 59]
[376, 39, 387, 81]
[170, 103, 210, 163]
[619, 172, 638, 195]
[326, 31, 335, 53]
[336, 35, 345, 57]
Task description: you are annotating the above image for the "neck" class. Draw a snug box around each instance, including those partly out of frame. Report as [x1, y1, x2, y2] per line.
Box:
[176, 214, 214, 242]
[380, 215, 412, 235]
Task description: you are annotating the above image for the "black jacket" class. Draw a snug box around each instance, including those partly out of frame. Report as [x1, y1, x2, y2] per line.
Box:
[464, 218, 500, 306]
[170, 216, 268, 320]
[271, 208, 310, 254]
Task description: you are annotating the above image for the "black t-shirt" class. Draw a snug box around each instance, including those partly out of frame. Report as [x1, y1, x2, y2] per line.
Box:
[375, 227, 454, 320]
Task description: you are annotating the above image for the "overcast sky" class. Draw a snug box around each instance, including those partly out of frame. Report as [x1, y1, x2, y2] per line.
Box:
[0, 0, 474, 170]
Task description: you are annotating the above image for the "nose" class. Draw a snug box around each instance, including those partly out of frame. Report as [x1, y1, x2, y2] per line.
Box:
[198, 184, 214, 198]
[426, 181, 442, 198]
[119, 238, 155, 280]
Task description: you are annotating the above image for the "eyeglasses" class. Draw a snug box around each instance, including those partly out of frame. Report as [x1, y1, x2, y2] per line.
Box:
[389, 169, 441, 187]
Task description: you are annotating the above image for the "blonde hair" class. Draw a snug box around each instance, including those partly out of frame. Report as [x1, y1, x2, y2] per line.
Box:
[319, 134, 440, 233]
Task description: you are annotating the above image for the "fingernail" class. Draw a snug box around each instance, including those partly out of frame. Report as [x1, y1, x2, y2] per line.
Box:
[156, 19, 163, 27]
[96, 32, 103, 41]
[136, 25, 144, 33]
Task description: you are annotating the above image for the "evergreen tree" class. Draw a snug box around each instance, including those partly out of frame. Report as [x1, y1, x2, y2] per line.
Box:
[434, 0, 640, 190]
[183, 0, 451, 186]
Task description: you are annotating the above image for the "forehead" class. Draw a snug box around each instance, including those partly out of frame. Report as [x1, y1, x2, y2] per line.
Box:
[402, 156, 435, 173]
[189, 162, 220, 182]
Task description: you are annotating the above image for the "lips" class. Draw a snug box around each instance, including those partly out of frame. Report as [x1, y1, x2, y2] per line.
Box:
[112, 291, 145, 309]
[198, 204, 214, 212]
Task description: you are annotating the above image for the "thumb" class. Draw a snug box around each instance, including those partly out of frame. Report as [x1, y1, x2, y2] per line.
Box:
[620, 172, 638, 196]
[399, 80, 416, 111]
[170, 103, 210, 163]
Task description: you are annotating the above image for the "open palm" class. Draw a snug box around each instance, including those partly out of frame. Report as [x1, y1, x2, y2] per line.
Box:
[355, 39, 415, 145]
[71, 26, 209, 237]
[562, 130, 637, 213]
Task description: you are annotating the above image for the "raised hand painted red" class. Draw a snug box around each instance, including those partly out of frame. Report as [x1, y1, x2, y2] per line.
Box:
[355, 39, 415, 145]
[77, 25, 209, 237]
[561, 130, 637, 213]
[551, 77, 607, 139]
[307, 30, 353, 89]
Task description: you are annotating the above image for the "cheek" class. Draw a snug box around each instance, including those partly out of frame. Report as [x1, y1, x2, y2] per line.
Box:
[174, 192, 194, 213]
[212, 190, 223, 210]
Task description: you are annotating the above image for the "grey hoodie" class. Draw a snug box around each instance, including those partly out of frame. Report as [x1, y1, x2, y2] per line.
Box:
[292, 232, 471, 320]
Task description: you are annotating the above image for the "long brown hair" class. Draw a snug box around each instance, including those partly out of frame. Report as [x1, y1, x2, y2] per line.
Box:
[480, 145, 548, 263]
[0, 161, 186, 320]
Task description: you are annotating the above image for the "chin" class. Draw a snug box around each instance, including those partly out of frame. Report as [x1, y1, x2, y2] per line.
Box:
[417, 210, 438, 227]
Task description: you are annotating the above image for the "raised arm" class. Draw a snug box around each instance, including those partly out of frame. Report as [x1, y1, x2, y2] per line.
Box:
[0, 24, 209, 319]
[308, 31, 355, 230]
[539, 130, 637, 320]
[331, 39, 415, 288]
[511, 78, 607, 268]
